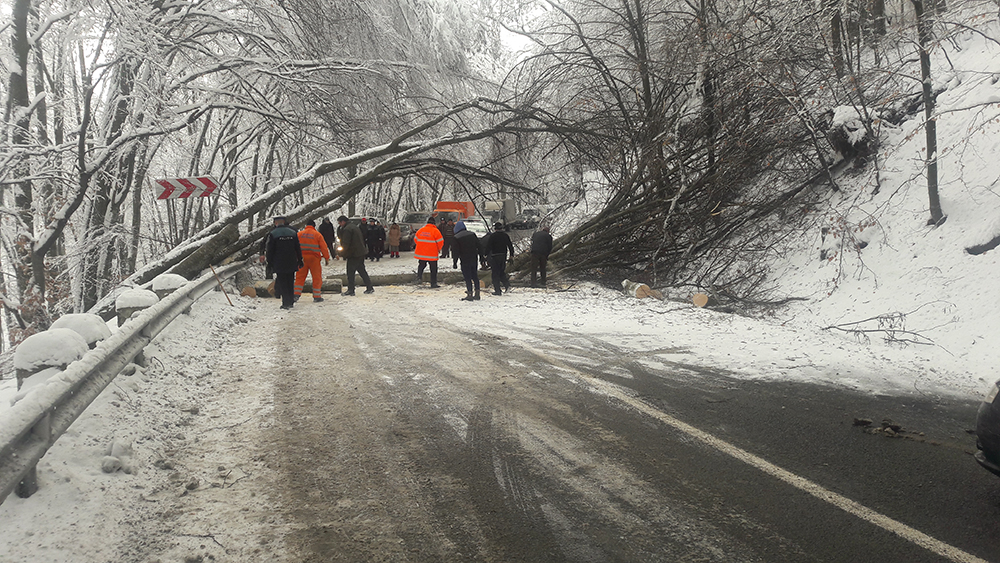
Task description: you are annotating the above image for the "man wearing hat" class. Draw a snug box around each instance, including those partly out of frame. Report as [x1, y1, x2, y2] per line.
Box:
[264, 216, 303, 309]
[336, 215, 375, 295]
[484, 222, 515, 295]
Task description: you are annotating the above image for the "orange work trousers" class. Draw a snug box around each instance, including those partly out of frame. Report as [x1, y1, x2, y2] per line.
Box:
[294, 256, 324, 298]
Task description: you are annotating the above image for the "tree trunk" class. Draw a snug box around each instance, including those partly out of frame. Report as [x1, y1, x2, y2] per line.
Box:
[697, 0, 718, 178]
[8, 0, 34, 298]
[872, 0, 886, 38]
[81, 58, 140, 310]
[911, 0, 944, 225]
[829, 0, 845, 77]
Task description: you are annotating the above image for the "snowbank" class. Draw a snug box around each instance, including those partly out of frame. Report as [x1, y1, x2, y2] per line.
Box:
[151, 273, 188, 292]
[13, 328, 89, 372]
[114, 288, 159, 309]
[50, 313, 112, 347]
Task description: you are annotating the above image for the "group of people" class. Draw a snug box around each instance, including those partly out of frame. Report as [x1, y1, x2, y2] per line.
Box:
[262, 215, 375, 309]
[412, 216, 552, 301]
[262, 213, 554, 309]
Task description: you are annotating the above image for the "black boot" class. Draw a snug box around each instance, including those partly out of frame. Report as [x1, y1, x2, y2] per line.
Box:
[473, 287, 480, 300]
[461, 292, 474, 302]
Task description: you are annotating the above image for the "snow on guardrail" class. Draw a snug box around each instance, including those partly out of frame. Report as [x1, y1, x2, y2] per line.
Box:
[0, 261, 247, 505]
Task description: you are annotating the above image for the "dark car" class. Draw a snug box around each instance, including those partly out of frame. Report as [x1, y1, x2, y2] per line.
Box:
[397, 223, 415, 251]
[975, 379, 1000, 476]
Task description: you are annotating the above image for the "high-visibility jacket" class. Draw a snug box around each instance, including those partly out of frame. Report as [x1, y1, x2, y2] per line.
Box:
[414, 223, 444, 261]
[297, 225, 331, 260]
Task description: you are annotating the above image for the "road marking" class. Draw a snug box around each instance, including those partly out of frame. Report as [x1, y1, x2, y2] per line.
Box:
[525, 346, 991, 563]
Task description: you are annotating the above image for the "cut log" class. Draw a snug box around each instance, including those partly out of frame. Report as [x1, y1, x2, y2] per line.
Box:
[692, 293, 718, 307]
[321, 278, 343, 293]
[622, 279, 663, 300]
[253, 280, 277, 297]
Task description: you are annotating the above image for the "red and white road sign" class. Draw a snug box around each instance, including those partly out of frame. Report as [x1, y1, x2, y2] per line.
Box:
[153, 176, 220, 200]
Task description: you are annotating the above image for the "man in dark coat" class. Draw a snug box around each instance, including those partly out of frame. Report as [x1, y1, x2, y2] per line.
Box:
[337, 215, 374, 296]
[375, 221, 387, 260]
[318, 217, 337, 260]
[367, 220, 386, 261]
[452, 221, 483, 301]
[264, 216, 303, 309]
[529, 226, 554, 288]
[485, 222, 515, 295]
[359, 218, 370, 259]
[440, 218, 455, 260]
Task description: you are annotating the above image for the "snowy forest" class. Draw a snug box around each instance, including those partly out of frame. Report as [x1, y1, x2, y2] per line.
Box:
[1, 0, 995, 351]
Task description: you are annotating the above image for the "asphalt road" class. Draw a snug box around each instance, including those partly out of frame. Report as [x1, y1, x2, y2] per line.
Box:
[255, 293, 1000, 563]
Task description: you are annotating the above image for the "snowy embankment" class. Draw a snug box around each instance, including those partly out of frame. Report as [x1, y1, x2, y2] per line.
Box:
[761, 12, 1000, 398]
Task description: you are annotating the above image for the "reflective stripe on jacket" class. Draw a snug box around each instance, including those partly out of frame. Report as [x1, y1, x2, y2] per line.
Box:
[414, 224, 443, 261]
[298, 226, 331, 260]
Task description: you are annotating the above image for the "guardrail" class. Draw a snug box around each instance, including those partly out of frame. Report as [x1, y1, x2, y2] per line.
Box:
[0, 261, 247, 505]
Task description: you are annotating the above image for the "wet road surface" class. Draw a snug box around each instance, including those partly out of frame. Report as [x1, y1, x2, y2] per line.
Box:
[249, 291, 1000, 563]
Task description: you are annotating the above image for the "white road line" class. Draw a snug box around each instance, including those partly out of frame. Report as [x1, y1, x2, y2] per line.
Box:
[526, 345, 991, 563]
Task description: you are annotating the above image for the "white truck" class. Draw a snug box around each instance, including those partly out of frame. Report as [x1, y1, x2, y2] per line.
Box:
[483, 199, 517, 226]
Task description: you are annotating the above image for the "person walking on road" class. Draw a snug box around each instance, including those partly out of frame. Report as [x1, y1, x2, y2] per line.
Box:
[452, 221, 483, 301]
[318, 217, 337, 260]
[367, 220, 386, 261]
[359, 218, 370, 259]
[387, 222, 402, 258]
[294, 219, 331, 302]
[440, 218, 455, 261]
[485, 222, 514, 295]
[529, 226, 553, 288]
[264, 216, 303, 310]
[414, 217, 444, 288]
[337, 215, 375, 296]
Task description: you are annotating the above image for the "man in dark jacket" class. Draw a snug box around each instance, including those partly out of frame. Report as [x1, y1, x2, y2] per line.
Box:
[452, 221, 483, 301]
[485, 222, 515, 295]
[529, 226, 553, 288]
[359, 218, 370, 258]
[318, 217, 337, 260]
[264, 216, 303, 309]
[337, 215, 374, 296]
[367, 220, 386, 261]
[440, 218, 455, 260]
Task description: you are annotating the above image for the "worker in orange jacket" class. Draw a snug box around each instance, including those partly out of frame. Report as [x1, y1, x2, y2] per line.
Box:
[413, 217, 444, 288]
[294, 219, 331, 302]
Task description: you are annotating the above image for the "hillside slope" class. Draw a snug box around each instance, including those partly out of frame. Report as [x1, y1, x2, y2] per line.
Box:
[767, 9, 1000, 398]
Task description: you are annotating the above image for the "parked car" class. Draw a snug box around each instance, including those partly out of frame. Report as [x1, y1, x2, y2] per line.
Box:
[975, 379, 1000, 476]
[397, 223, 415, 251]
[400, 211, 431, 239]
[461, 217, 490, 237]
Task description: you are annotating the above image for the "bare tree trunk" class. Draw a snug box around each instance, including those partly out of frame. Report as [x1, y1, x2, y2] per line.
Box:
[871, 0, 886, 36]
[8, 0, 34, 300]
[911, 0, 944, 225]
[828, 0, 846, 77]
[697, 0, 718, 177]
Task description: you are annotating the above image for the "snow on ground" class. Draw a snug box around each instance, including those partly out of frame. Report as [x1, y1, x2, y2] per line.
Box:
[0, 228, 992, 559]
[3, 8, 1000, 558]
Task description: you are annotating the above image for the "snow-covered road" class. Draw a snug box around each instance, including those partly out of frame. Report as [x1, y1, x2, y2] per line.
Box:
[2, 274, 997, 561]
